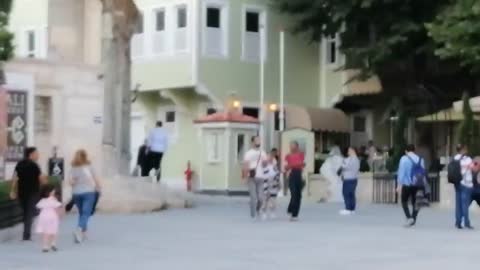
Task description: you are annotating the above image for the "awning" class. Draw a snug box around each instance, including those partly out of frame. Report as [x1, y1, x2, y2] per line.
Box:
[285, 105, 349, 133]
[343, 70, 383, 96]
[417, 108, 480, 122]
[453, 96, 480, 113]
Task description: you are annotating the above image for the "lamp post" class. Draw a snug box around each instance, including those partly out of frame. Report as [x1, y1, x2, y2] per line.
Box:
[259, 24, 266, 148]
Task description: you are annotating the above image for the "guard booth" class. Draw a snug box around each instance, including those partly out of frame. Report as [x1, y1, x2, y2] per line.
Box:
[194, 111, 259, 195]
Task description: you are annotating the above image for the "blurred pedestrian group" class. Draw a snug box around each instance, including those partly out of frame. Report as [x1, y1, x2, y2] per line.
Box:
[9, 147, 101, 252]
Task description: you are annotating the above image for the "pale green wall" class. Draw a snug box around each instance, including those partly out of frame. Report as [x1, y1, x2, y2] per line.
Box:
[200, 129, 227, 190]
[199, 0, 320, 107]
[133, 91, 202, 185]
[132, 57, 194, 92]
[132, 0, 195, 91]
[9, 0, 49, 28]
[324, 68, 344, 106]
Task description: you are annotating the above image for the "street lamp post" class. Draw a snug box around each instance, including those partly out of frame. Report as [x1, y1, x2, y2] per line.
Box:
[259, 24, 266, 148]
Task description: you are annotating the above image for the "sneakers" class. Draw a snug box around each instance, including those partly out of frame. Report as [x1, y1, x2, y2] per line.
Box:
[404, 218, 415, 228]
[339, 209, 352, 216]
[289, 217, 299, 222]
[73, 230, 83, 244]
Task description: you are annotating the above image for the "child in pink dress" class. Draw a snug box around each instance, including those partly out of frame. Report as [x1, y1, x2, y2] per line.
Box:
[36, 185, 62, 252]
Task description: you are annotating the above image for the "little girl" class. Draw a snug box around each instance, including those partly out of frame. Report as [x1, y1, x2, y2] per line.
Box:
[36, 184, 62, 252]
[259, 154, 281, 220]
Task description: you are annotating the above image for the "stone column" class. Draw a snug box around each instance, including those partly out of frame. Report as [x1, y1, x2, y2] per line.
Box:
[99, 0, 139, 176]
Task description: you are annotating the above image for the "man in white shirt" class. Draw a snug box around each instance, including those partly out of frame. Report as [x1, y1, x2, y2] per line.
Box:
[147, 121, 168, 182]
[243, 136, 267, 219]
[454, 144, 474, 229]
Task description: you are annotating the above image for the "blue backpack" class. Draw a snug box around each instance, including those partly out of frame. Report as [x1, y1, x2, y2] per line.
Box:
[407, 156, 426, 187]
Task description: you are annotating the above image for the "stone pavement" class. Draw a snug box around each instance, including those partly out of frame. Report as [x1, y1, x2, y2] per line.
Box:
[0, 197, 479, 270]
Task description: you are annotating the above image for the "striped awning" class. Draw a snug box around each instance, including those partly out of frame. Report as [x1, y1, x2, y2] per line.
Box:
[285, 105, 349, 133]
[453, 96, 480, 113]
[417, 108, 480, 122]
[343, 70, 382, 96]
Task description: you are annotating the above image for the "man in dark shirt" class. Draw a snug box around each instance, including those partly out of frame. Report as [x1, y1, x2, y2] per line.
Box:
[137, 140, 149, 177]
[10, 147, 45, 240]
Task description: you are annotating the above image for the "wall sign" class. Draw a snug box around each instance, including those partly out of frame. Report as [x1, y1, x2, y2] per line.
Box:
[6, 91, 28, 162]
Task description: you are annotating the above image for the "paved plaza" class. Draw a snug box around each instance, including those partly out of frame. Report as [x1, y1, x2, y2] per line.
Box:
[1, 197, 479, 270]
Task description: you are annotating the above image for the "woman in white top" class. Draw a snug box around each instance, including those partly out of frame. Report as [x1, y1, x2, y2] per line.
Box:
[70, 149, 101, 243]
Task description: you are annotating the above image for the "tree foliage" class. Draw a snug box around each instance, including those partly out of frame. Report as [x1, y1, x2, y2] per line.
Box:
[457, 92, 480, 155]
[0, 0, 13, 62]
[272, 0, 473, 115]
[386, 97, 408, 172]
[428, 0, 480, 73]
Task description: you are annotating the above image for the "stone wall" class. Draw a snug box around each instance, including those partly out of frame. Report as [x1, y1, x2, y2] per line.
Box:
[307, 173, 373, 204]
[5, 59, 103, 178]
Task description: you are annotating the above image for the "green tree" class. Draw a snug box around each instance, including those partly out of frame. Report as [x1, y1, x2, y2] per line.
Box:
[0, 0, 14, 83]
[428, 0, 480, 73]
[272, 0, 472, 113]
[386, 97, 408, 172]
[457, 92, 480, 155]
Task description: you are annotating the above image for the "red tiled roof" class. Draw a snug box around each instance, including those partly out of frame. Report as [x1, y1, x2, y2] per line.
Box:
[194, 111, 259, 124]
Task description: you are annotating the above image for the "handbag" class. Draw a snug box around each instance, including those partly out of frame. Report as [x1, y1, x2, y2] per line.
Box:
[249, 152, 262, 178]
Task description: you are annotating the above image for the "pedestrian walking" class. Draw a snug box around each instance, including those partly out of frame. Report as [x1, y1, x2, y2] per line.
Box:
[259, 152, 280, 220]
[9, 147, 46, 241]
[450, 144, 474, 229]
[136, 139, 149, 177]
[397, 144, 426, 227]
[339, 147, 360, 215]
[285, 141, 305, 222]
[147, 121, 169, 182]
[242, 136, 267, 220]
[70, 149, 101, 243]
[35, 184, 62, 252]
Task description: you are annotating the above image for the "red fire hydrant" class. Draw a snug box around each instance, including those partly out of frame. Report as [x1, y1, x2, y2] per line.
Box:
[184, 161, 193, 192]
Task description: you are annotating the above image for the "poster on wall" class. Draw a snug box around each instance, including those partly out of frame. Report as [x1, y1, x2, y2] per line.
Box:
[6, 90, 28, 163]
[0, 87, 7, 180]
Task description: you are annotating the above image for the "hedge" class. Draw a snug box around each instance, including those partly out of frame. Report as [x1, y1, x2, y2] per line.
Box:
[0, 177, 60, 202]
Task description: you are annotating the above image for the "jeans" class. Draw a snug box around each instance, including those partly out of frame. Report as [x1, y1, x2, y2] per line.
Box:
[287, 169, 303, 218]
[73, 192, 97, 231]
[459, 185, 473, 227]
[455, 184, 462, 226]
[342, 179, 358, 211]
[18, 194, 38, 240]
[401, 186, 419, 220]
[247, 178, 264, 218]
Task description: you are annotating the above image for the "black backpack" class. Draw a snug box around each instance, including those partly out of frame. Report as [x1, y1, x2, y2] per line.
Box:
[447, 156, 464, 184]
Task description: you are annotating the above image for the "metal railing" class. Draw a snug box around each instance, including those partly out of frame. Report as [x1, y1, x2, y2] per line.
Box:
[372, 172, 441, 204]
[372, 173, 398, 204]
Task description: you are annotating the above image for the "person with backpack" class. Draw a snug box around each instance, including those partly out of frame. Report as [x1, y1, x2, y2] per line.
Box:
[396, 144, 426, 227]
[449, 144, 474, 229]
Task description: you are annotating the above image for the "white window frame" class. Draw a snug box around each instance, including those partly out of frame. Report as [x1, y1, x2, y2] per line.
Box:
[150, 7, 168, 56]
[325, 33, 340, 68]
[26, 29, 36, 58]
[241, 5, 267, 63]
[173, 4, 189, 53]
[176, 5, 188, 29]
[207, 132, 222, 163]
[235, 133, 248, 163]
[154, 8, 166, 32]
[202, 0, 229, 59]
[131, 10, 146, 59]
